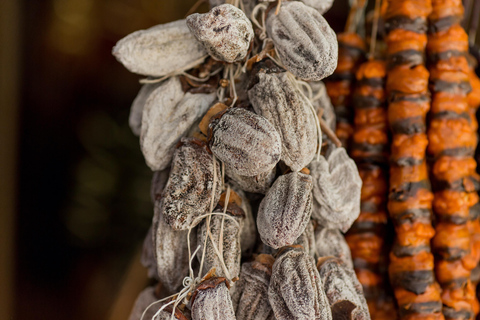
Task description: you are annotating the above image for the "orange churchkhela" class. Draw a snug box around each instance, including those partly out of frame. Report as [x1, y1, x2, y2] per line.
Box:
[384, 0, 444, 319]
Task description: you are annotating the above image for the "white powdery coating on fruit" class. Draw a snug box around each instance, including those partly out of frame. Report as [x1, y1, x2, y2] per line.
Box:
[294, 220, 316, 257]
[112, 19, 207, 77]
[140, 76, 216, 171]
[257, 172, 313, 249]
[308, 81, 336, 131]
[152, 207, 194, 294]
[129, 83, 162, 136]
[314, 226, 353, 269]
[225, 165, 276, 194]
[160, 138, 222, 230]
[209, 107, 282, 176]
[209, 0, 257, 17]
[309, 147, 362, 232]
[150, 168, 171, 204]
[232, 186, 257, 257]
[231, 261, 275, 320]
[266, 1, 338, 81]
[140, 226, 158, 280]
[187, 4, 254, 63]
[128, 287, 157, 320]
[300, 0, 334, 14]
[192, 282, 236, 320]
[317, 257, 370, 320]
[197, 210, 242, 279]
[269, 248, 332, 320]
[248, 71, 318, 171]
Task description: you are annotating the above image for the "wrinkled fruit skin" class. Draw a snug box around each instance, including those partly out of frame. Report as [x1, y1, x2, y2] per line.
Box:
[197, 210, 242, 279]
[308, 80, 336, 132]
[160, 137, 222, 230]
[191, 280, 236, 320]
[300, 0, 334, 15]
[113, 19, 207, 77]
[257, 172, 313, 249]
[209, 107, 282, 176]
[187, 4, 254, 63]
[248, 69, 318, 172]
[129, 82, 162, 136]
[314, 226, 353, 270]
[231, 257, 275, 320]
[140, 76, 216, 171]
[310, 147, 362, 232]
[266, 1, 338, 81]
[269, 247, 333, 320]
[317, 257, 370, 320]
[225, 165, 277, 194]
[294, 220, 316, 257]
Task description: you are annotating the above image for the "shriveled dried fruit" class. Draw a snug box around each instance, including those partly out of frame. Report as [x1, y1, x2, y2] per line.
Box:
[128, 286, 158, 320]
[209, 0, 257, 17]
[191, 276, 236, 320]
[294, 220, 316, 257]
[314, 226, 353, 269]
[159, 137, 222, 230]
[208, 107, 282, 176]
[113, 19, 207, 77]
[187, 4, 254, 63]
[231, 254, 276, 320]
[196, 209, 242, 279]
[257, 171, 313, 249]
[150, 168, 171, 203]
[248, 65, 319, 171]
[231, 187, 258, 257]
[308, 81, 336, 132]
[129, 83, 162, 136]
[316, 256, 370, 320]
[310, 147, 362, 232]
[225, 164, 276, 194]
[141, 76, 216, 171]
[140, 226, 158, 280]
[153, 207, 196, 294]
[269, 246, 332, 320]
[299, 0, 334, 15]
[266, 1, 338, 81]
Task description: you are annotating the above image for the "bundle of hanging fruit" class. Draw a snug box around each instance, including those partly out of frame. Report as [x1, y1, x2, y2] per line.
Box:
[112, 0, 480, 319]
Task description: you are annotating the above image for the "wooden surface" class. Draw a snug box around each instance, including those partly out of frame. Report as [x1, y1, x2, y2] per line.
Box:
[0, 0, 20, 318]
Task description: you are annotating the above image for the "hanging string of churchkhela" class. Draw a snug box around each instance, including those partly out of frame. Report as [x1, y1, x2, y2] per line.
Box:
[427, 1, 480, 319]
[384, 1, 445, 319]
[325, 0, 367, 148]
[345, 0, 395, 318]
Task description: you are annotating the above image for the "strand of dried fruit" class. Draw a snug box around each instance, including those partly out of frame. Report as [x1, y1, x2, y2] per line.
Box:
[325, 31, 367, 148]
[426, 1, 480, 319]
[345, 59, 395, 319]
[384, 1, 444, 319]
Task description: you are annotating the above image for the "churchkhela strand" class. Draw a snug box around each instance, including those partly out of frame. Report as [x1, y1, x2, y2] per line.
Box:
[384, 0, 444, 319]
[427, 1, 480, 319]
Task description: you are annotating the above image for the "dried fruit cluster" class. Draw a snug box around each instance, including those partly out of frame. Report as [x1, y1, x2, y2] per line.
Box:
[113, 1, 370, 320]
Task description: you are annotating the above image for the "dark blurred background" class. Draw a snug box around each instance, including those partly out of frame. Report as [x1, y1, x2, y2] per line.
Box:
[0, 1, 355, 319]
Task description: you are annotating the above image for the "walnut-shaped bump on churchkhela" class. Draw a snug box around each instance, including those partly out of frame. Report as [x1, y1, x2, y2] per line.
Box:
[265, 1, 338, 81]
[187, 4, 254, 63]
[248, 60, 319, 172]
[310, 146, 362, 232]
[207, 106, 282, 177]
[190, 272, 236, 320]
[316, 257, 370, 320]
[294, 219, 316, 257]
[140, 76, 216, 171]
[257, 170, 313, 249]
[314, 226, 353, 270]
[300, 0, 334, 15]
[112, 19, 207, 77]
[269, 246, 332, 320]
[196, 190, 244, 279]
[159, 137, 222, 230]
[230, 254, 276, 320]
